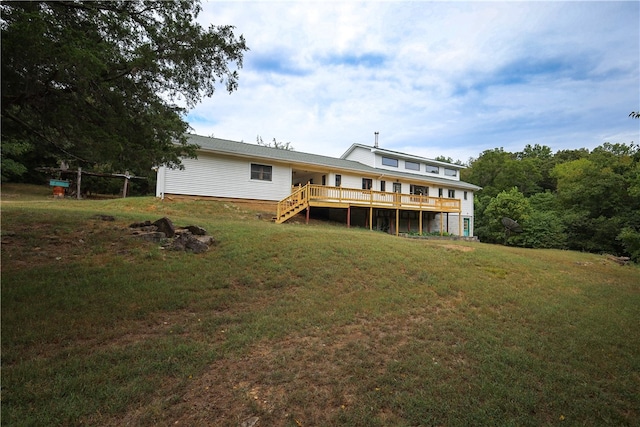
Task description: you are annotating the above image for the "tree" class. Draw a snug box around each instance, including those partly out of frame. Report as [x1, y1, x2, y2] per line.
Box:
[521, 192, 567, 249]
[515, 144, 556, 192]
[256, 135, 294, 151]
[1, 1, 248, 180]
[434, 155, 464, 165]
[551, 143, 639, 255]
[462, 148, 512, 197]
[478, 187, 531, 245]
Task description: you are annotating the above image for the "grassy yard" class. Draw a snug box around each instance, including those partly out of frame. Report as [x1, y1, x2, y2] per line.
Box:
[2, 184, 639, 426]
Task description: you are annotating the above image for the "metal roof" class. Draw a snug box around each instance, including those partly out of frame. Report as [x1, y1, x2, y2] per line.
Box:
[187, 134, 481, 190]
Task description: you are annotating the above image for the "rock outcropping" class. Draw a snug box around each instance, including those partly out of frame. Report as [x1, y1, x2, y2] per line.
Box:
[129, 217, 216, 254]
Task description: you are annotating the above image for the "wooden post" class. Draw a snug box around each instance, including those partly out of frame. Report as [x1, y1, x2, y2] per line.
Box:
[419, 210, 423, 235]
[369, 207, 373, 230]
[440, 212, 444, 236]
[395, 208, 399, 236]
[122, 171, 129, 198]
[306, 206, 310, 224]
[347, 206, 351, 228]
[77, 167, 82, 200]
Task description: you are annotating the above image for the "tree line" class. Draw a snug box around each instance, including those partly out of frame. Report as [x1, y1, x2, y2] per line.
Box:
[461, 142, 640, 262]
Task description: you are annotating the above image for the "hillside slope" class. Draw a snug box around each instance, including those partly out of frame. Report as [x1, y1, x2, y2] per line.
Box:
[2, 185, 639, 426]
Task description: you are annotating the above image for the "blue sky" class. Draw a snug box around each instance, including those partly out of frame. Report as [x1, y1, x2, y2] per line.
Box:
[188, 1, 639, 163]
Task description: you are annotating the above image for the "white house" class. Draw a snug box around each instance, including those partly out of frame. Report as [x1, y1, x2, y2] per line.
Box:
[155, 134, 481, 236]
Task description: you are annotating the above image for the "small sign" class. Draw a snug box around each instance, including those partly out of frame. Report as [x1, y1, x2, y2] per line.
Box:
[49, 179, 70, 188]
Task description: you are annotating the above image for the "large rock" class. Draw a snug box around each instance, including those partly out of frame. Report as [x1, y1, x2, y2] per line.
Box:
[131, 231, 166, 243]
[169, 233, 210, 253]
[129, 220, 152, 228]
[129, 217, 215, 253]
[153, 217, 175, 238]
[185, 225, 207, 235]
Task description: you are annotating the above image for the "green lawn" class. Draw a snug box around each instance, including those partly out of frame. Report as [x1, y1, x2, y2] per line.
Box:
[2, 185, 639, 426]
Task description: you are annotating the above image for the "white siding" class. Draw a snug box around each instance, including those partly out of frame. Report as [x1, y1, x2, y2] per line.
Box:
[460, 191, 474, 217]
[160, 154, 292, 201]
[344, 146, 375, 167]
[341, 174, 367, 189]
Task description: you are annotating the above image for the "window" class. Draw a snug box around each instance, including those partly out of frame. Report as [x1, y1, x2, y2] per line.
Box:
[380, 180, 386, 192]
[382, 157, 398, 167]
[426, 165, 439, 174]
[438, 188, 443, 197]
[405, 161, 420, 171]
[393, 182, 402, 193]
[362, 178, 372, 190]
[444, 168, 457, 177]
[464, 191, 468, 200]
[410, 185, 428, 195]
[335, 174, 342, 187]
[448, 189, 455, 198]
[322, 175, 326, 185]
[251, 163, 272, 181]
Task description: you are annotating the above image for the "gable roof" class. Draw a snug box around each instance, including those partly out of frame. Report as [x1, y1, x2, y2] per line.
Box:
[187, 134, 481, 190]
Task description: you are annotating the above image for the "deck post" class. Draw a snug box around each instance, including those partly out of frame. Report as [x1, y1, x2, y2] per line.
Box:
[440, 211, 444, 236]
[419, 210, 423, 235]
[306, 206, 310, 224]
[369, 207, 373, 230]
[459, 212, 462, 237]
[347, 206, 351, 228]
[395, 208, 399, 236]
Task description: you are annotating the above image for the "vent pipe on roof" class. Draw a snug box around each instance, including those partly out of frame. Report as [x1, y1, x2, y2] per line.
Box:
[374, 131, 379, 148]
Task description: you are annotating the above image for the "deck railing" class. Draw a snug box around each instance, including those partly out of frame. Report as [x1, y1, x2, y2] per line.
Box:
[306, 184, 460, 211]
[276, 184, 310, 223]
[276, 183, 461, 224]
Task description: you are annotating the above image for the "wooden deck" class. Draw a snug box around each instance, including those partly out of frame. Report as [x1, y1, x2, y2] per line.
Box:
[276, 184, 462, 235]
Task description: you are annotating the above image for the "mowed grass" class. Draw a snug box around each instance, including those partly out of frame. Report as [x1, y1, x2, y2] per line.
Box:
[2, 184, 639, 426]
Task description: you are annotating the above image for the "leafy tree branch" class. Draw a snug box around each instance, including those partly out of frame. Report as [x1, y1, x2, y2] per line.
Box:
[1, 0, 248, 179]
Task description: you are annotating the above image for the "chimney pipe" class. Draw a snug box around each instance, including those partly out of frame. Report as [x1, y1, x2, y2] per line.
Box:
[374, 131, 379, 148]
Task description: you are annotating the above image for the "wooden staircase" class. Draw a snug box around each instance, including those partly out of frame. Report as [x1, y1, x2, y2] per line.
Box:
[275, 184, 310, 224]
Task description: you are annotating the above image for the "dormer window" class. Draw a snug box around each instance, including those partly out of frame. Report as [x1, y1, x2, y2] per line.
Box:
[426, 165, 439, 174]
[382, 157, 398, 167]
[405, 161, 420, 171]
[444, 168, 457, 177]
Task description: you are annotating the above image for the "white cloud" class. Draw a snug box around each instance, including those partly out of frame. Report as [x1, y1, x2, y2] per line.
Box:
[190, 1, 640, 162]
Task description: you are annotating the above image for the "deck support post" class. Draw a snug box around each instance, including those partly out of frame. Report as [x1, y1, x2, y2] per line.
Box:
[347, 206, 351, 228]
[419, 210, 423, 235]
[369, 207, 373, 230]
[440, 211, 444, 236]
[459, 212, 462, 237]
[306, 206, 310, 224]
[395, 208, 400, 236]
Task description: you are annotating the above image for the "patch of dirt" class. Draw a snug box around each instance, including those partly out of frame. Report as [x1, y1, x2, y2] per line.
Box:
[112, 316, 432, 426]
[0, 217, 133, 272]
